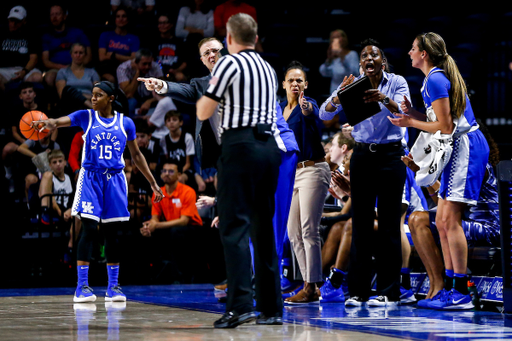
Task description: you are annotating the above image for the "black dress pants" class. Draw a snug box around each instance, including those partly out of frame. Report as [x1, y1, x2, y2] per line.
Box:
[348, 142, 406, 301]
[216, 125, 282, 316]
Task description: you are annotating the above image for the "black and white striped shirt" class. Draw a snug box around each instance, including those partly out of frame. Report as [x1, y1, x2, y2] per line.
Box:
[204, 49, 278, 132]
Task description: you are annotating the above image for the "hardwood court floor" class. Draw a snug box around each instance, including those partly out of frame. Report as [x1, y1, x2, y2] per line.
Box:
[1, 284, 512, 341]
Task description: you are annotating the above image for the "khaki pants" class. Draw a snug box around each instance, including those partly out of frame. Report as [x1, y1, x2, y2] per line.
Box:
[287, 162, 330, 283]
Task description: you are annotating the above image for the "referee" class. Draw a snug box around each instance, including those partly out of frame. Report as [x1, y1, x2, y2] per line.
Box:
[197, 13, 282, 328]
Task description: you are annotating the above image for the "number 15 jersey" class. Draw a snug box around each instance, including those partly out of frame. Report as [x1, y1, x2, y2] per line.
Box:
[68, 109, 136, 172]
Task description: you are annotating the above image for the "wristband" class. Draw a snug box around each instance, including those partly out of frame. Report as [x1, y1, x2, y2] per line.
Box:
[429, 190, 439, 197]
[330, 98, 340, 108]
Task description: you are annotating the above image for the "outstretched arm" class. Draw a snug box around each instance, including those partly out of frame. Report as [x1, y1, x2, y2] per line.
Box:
[32, 116, 72, 132]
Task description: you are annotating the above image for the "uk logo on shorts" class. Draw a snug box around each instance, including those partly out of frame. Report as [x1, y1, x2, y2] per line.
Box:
[82, 201, 94, 214]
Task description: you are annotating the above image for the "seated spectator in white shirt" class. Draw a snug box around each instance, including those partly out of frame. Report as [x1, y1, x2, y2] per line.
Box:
[117, 48, 163, 117]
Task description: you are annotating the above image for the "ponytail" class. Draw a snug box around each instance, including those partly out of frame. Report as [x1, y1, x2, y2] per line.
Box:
[417, 32, 467, 118]
[440, 54, 467, 119]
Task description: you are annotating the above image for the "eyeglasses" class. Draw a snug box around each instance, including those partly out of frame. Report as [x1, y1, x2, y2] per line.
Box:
[201, 48, 220, 58]
[161, 169, 176, 174]
[158, 21, 170, 25]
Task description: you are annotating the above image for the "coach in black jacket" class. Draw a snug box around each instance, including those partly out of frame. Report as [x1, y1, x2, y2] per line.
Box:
[139, 37, 224, 180]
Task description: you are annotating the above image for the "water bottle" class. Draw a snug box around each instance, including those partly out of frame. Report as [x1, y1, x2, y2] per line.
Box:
[468, 280, 481, 310]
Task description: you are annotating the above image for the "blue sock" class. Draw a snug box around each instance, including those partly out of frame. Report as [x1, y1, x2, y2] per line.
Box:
[107, 265, 120, 288]
[77, 265, 89, 287]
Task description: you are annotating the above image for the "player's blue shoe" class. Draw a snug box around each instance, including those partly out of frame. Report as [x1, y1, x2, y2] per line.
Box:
[74, 285, 97, 303]
[417, 288, 448, 309]
[320, 278, 345, 303]
[400, 287, 417, 304]
[429, 288, 473, 310]
[105, 285, 127, 302]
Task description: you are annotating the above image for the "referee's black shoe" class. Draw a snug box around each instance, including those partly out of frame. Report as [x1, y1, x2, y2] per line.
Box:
[256, 314, 283, 325]
[213, 311, 257, 328]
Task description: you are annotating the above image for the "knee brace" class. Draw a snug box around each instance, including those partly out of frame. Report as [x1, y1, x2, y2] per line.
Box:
[77, 218, 98, 262]
[103, 222, 123, 264]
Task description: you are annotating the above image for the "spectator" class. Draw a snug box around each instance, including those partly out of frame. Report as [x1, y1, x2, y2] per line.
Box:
[316, 132, 354, 303]
[3, 82, 56, 187]
[41, 4, 92, 90]
[38, 148, 77, 263]
[17, 131, 60, 206]
[140, 160, 203, 282]
[147, 92, 176, 142]
[159, 110, 195, 186]
[111, 0, 154, 13]
[319, 29, 360, 94]
[176, 0, 214, 48]
[3, 82, 37, 174]
[110, 0, 155, 25]
[146, 13, 188, 82]
[125, 119, 161, 180]
[39, 149, 74, 225]
[0, 6, 43, 93]
[55, 43, 100, 113]
[213, 0, 256, 40]
[67, 130, 83, 182]
[97, 6, 140, 83]
[117, 48, 163, 117]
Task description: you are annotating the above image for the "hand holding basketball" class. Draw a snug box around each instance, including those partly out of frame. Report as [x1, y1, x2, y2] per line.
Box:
[19, 111, 51, 141]
[32, 118, 58, 132]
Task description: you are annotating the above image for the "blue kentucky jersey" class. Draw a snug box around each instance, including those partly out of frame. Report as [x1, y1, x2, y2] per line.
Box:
[69, 109, 136, 172]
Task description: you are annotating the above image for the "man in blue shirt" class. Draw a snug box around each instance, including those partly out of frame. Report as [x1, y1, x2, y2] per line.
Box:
[41, 4, 91, 89]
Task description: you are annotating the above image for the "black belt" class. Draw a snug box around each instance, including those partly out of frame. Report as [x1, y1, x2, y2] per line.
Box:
[355, 141, 402, 152]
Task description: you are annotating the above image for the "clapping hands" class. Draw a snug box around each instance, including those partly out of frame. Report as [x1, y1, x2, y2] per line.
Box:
[329, 170, 351, 199]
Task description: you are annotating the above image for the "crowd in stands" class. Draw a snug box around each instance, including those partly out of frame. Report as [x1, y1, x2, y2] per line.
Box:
[0, 1, 258, 218]
[0, 2, 504, 310]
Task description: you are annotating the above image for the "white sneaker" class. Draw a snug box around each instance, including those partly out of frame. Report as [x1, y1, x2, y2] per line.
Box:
[367, 295, 399, 307]
[345, 296, 367, 307]
[74, 285, 97, 303]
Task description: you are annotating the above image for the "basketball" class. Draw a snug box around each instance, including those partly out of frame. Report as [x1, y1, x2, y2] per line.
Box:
[19, 111, 49, 141]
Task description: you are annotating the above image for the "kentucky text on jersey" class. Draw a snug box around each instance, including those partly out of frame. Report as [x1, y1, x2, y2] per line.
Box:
[90, 132, 122, 152]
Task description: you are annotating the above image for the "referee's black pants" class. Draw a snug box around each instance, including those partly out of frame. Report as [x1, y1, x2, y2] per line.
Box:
[217, 125, 282, 316]
[348, 142, 406, 301]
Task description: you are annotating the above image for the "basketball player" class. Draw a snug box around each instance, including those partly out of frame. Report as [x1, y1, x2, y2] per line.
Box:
[33, 81, 163, 303]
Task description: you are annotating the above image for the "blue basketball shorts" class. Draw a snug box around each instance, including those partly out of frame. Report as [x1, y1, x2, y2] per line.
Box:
[71, 168, 129, 223]
[440, 129, 489, 205]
